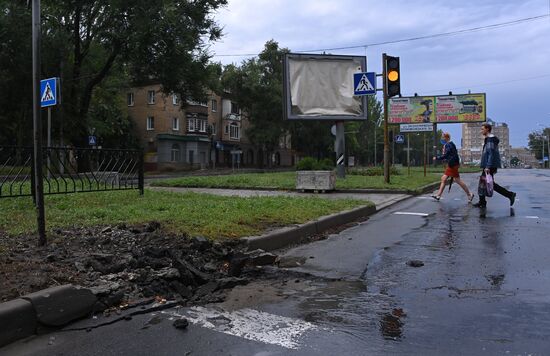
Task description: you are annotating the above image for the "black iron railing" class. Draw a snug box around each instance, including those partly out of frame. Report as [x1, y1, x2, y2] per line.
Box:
[0, 146, 144, 198]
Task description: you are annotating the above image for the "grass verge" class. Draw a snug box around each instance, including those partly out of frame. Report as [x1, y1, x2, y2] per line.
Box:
[151, 171, 443, 191]
[0, 189, 368, 239]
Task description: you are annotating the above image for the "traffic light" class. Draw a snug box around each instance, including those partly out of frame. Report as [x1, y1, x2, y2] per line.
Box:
[384, 55, 400, 98]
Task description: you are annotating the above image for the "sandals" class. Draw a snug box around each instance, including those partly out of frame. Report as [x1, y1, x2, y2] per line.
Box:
[431, 194, 441, 201]
[468, 193, 475, 203]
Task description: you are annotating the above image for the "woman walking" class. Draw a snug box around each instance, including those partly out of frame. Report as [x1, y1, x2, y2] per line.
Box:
[432, 132, 474, 202]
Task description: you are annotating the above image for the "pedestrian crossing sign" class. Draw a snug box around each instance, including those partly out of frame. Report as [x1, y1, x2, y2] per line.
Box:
[353, 72, 376, 96]
[40, 77, 59, 107]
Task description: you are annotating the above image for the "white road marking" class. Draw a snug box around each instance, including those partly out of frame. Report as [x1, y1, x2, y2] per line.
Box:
[163, 307, 316, 350]
[393, 211, 430, 217]
[524, 216, 540, 219]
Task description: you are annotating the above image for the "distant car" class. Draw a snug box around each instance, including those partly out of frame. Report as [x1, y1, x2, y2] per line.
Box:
[524, 165, 532, 169]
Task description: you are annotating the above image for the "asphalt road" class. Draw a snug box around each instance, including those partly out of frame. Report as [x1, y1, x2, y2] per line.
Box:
[3, 169, 549, 356]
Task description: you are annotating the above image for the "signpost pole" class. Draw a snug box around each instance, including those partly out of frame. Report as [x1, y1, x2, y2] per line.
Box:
[423, 133, 427, 177]
[374, 124, 377, 166]
[32, 0, 46, 246]
[335, 121, 346, 178]
[407, 133, 410, 176]
[47, 107, 51, 178]
[432, 123, 438, 167]
[382, 54, 390, 183]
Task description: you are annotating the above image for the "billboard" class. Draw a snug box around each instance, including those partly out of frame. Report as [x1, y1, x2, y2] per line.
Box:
[388, 93, 486, 124]
[283, 53, 368, 121]
[435, 93, 486, 123]
[388, 96, 435, 124]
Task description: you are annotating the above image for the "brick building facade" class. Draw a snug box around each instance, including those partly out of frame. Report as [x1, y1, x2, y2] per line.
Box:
[126, 84, 294, 171]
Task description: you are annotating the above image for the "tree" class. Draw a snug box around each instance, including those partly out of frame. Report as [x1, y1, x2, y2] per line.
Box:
[528, 127, 550, 160]
[0, 1, 33, 145]
[221, 40, 289, 166]
[0, 0, 227, 146]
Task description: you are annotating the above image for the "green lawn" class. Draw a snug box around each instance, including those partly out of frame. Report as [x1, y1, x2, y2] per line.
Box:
[0, 189, 368, 239]
[151, 170, 444, 192]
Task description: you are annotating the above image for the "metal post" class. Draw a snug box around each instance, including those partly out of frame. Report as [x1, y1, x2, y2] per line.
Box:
[335, 121, 346, 178]
[382, 53, 390, 183]
[423, 133, 427, 177]
[392, 133, 395, 165]
[138, 150, 144, 195]
[546, 135, 549, 168]
[407, 133, 410, 176]
[47, 107, 51, 178]
[373, 122, 378, 167]
[432, 123, 438, 167]
[32, 0, 46, 245]
[543, 135, 546, 168]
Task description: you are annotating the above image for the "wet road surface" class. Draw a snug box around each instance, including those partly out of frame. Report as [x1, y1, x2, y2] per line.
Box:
[3, 169, 550, 355]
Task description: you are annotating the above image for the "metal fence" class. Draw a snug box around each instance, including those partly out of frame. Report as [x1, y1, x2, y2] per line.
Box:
[0, 146, 144, 198]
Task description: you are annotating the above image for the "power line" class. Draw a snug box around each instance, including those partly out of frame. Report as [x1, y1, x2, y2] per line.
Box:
[213, 14, 550, 57]
[407, 73, 550, 95]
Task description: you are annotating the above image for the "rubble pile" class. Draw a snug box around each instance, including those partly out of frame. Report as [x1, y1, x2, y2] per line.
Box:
[0, 222, 279, 308]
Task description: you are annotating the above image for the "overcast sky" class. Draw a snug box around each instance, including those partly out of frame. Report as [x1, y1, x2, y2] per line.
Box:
[209, 0, 550, 148]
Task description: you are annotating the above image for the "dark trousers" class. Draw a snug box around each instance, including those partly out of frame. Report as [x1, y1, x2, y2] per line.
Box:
[479, 168, 514, 204]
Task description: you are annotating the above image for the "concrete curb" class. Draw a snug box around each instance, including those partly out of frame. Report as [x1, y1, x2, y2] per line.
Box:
[0, 285, 97, 348]
[244, 204, 377, 251]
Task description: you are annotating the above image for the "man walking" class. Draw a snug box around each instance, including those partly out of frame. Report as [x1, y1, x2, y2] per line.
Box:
[473, 123, 516, 208]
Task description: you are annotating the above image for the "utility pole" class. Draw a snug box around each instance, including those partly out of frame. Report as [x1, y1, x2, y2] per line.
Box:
[32, 0, 46, 245]
[382, 53, 390, 183]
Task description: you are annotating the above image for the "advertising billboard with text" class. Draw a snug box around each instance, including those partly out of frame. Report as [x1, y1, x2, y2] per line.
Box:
[389, 93, 486, 124]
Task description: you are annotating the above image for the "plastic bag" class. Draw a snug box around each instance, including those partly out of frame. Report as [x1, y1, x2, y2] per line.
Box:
[485, 173, 494, 197]
[478, 175, 487, 196]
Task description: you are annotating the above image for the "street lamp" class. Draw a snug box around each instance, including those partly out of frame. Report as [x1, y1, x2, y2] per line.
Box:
[537, 123, 549, 168]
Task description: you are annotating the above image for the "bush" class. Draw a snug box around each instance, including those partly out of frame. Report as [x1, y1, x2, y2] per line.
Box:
[296, 157, 334, 171]
[348, 166, 400, 176]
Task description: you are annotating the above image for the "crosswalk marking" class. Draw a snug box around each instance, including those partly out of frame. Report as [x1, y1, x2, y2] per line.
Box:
[163, 307, 316, 349]
[393, 212, 430, 217]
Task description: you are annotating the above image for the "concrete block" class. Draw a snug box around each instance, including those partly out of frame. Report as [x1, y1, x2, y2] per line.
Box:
[22, 284, 97, 327]
[296, 171, 336, 191]
[0, 298, 37, 347]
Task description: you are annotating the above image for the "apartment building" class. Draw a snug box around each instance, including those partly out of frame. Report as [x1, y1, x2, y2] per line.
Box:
[126, 84, 293, 171]
[461, 119, 510, 166]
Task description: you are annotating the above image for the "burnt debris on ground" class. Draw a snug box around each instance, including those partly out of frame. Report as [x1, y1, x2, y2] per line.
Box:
[0, 222, 279, 310]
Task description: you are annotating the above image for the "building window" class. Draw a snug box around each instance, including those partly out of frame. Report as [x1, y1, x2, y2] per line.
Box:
[211, 123, 217, 135]
[229, 123, 240, 140]
[211, 99, 217, 112]
[197, 119, 207, 133]
[146, 116, 154, 130]
[147, 90, 155, 104]
[172, 94, 179, 105]
[172, 117, 179, 131]
[188, 150, 194, 165]
[187, 117, 195, 132]
[231, 102, 239, 114]
[127, 93, 134, 106]
[171, 144, 181, 162]
[225, 125, 229, 135]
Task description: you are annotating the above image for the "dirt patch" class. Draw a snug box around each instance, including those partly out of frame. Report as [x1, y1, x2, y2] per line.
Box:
[0, 222, 256, 309]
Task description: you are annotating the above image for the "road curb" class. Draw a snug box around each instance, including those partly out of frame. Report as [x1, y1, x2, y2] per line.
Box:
[0, 284, 97, 348]
[244, 204, 377, 251]
[0, 298, 37, 347]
